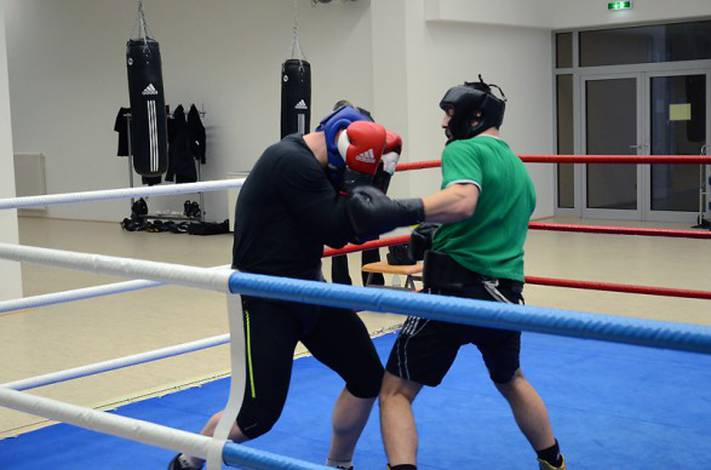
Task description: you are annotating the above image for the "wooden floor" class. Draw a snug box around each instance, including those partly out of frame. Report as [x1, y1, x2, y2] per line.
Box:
[1, 215, 709, 438]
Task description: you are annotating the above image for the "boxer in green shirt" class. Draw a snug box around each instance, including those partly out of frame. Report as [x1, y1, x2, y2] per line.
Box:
[379, 77, 565, 470]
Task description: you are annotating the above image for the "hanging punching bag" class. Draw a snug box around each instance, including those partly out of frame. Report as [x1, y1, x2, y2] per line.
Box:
[126, 37, 168, 177]
[281, 59, 311, 138]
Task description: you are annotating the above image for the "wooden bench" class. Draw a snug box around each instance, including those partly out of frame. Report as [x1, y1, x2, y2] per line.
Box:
[361, 261, 423, 290]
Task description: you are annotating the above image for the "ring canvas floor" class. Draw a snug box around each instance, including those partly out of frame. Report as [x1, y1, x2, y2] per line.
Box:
[2, 330, 710, 469]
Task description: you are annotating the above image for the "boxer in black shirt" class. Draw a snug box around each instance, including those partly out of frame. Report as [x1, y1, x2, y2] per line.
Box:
[169, 106, 424, 470]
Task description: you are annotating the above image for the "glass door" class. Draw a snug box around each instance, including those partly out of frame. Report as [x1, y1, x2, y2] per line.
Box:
[581, 74, 643, 219]
[643, 71, 708, 222]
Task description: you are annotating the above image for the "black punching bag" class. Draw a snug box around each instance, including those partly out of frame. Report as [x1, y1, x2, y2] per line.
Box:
[281, 59, 311, 138]
[126, 38, 168, 176]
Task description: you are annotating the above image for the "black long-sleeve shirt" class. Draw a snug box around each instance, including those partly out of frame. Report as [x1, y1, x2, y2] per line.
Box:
[232, 135, 354, 280]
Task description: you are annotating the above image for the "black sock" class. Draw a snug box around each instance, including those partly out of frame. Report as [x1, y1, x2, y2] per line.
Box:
[388, 465, 417, 470]
[536, 439, 562, 467]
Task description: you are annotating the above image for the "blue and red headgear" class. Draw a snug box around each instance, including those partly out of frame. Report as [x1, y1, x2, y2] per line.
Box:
[316, 105, 371, 188]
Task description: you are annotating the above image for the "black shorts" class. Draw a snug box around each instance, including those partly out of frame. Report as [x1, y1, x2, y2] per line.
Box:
[236, 295, 384, 438]
[386, 280, 523, 386]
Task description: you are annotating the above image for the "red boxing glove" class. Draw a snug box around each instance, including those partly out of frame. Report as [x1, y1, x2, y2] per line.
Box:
[369, 129, 402, 195]
[381, 130, 402, 176]
[384, 129, 402, 154]
[337, 121, 387, 176]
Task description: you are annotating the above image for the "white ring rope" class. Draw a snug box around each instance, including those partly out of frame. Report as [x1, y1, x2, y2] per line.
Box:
[1, 164, 707, 467]
[0, 387, 224, 460]
[2, 226, 708, 466]
[1, 333, 230, 391]
[0, 243, 232, 293]
[208, 295, 247, 470]
[0, 279, 160, 316]
[0, 245, 243, 465]
[0, 265, 231, 316]
[0, 178, 245, 210]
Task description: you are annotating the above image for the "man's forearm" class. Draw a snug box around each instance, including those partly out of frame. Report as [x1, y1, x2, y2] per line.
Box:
[422, 184, 479, 224]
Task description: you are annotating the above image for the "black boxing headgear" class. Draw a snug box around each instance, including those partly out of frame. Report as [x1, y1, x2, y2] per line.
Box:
[439, 75, 507, 142]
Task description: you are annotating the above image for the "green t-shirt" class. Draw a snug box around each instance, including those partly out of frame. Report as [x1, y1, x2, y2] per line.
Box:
[431, 135, 536, 282]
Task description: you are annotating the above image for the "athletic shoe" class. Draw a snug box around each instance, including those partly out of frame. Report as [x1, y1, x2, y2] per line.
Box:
[167, 454, 201, 470]
[538, 455, 566, 470]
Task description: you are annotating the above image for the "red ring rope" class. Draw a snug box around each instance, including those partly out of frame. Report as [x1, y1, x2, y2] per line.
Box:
[395, 155, 711, 172]
[323, 235, 410, 257]
[396, 160, 440, 171]
[520, 155, 711, 164]
[525, 276, 711, 300]
[323, 235, 711, 300]
[324, 222, 710, 259]
[529, 222, 711, 239]
[327, 156, 711, 299]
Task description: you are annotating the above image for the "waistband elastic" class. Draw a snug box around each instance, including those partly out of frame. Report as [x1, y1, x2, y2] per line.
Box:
[423, 250, 523, 293]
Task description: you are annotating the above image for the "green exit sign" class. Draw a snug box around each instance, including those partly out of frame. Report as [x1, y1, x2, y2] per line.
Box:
[608, 1, 632, 11]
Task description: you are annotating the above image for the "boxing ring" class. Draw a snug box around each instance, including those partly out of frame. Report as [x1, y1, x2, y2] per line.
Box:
[1, 155, 711, 468]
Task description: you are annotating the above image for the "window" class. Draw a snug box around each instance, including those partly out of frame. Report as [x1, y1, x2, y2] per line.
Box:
[580, 20, 711, 67]
[556, 32, 573, 68]
[556, 75, 574, 208]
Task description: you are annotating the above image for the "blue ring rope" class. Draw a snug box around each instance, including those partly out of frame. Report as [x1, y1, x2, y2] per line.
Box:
[221, 271, 711, 467]
[222, 441, 330, 469]
[228, 271, 711, 355]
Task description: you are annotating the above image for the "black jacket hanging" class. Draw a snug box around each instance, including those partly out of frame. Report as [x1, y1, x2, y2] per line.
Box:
[187, 104, 206, 164]
[166, 105, 197, 183]
[114, 107, 131, 157]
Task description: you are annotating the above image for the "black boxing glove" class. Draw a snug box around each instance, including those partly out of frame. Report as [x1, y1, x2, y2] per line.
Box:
[408, 223, 441, 261]
[342, 168, 375, 195]
[346, 186, 424, 242]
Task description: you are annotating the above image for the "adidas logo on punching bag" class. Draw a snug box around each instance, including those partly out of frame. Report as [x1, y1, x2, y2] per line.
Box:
[142, 83, 159, 96]
[127, 36, 168, 177]
[281, 59, 311, 138]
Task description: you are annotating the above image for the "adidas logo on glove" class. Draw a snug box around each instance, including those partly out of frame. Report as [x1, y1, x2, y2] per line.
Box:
[355, 149, 376, 164]
[337, 121, 387, 176]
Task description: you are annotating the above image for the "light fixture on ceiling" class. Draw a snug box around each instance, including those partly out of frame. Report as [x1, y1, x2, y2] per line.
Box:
[312, 0, 359, 4]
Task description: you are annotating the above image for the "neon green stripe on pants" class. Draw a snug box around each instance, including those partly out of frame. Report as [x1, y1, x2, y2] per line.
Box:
[245, 310, 256, 399]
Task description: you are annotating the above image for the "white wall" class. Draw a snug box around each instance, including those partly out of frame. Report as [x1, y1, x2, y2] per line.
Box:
[369, 0, 419, 200]
[425, 0, 555, 28]
[5, 0, 373, 222]
[421, 0, 711, 218]
[6, 0, 711, 224]
[551, 0, 711, 30]
[427, 0, 711, 29]
[0, 1, 23, 300]
[398, 2, 555, 218]
[6, 0, 561, 223]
